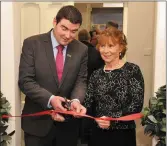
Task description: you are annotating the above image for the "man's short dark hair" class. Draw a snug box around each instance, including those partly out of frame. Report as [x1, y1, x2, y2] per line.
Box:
[56, 5, 82, 25]
[106, 21, 119, 29]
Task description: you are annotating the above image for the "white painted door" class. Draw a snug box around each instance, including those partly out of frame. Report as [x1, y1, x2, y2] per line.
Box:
[20, 2, 74, 44]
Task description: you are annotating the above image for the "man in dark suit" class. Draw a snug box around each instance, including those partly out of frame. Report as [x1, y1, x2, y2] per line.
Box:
[78, 29, 104, 80]
[19, 5, 87, 146]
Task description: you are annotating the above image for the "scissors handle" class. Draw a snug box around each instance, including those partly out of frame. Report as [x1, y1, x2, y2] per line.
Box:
[64, 97, 71, 111]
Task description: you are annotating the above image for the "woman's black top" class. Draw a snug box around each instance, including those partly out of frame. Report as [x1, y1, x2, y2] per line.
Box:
[84, 62, 144, 129]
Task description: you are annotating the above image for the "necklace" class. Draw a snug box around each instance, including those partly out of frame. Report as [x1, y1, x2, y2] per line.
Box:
[103, 65, 112, 73]
[103, 62, 121, 73]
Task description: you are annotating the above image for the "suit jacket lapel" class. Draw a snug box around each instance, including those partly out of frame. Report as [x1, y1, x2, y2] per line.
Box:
[42, 30, 59, 86]
[59, 42, 73, 88]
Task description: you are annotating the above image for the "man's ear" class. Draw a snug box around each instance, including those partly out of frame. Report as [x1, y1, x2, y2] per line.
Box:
[53, 18, 57, 27]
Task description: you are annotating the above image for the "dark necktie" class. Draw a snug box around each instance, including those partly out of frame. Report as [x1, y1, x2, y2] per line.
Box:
[56, 45, 64, 82]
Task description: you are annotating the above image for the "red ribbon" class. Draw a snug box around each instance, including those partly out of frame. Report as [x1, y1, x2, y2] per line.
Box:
[2, 110, 143, 121]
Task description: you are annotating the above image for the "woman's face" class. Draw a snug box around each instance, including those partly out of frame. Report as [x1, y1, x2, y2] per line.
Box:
[99, 38, 122, 64]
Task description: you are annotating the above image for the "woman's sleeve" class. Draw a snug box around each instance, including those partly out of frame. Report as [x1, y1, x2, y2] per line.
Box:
[122, 65, 145, 115]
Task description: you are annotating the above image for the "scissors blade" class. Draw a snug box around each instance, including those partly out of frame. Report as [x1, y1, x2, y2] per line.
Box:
[64, 97, 71, 111]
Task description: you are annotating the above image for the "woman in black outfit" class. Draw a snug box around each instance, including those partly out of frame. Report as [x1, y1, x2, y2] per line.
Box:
[84, 27, 144, 146]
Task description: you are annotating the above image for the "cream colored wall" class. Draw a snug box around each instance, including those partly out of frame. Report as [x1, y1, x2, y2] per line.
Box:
[152, 3, 166, 144]
[153, 2, 166, 93]
[127, 2, 155, 106]
[74, 3, 91, 34]
[1, 2, 21, 146]
[126, 2, 155, 146]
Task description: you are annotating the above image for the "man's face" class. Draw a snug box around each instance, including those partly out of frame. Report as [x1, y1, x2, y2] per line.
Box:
[53, 18, 80, 46]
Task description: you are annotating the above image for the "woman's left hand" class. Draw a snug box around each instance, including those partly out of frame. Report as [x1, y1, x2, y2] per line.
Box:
[95, 116, 110, 129]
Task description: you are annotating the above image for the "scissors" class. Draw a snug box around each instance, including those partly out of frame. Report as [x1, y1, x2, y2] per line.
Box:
[64, 97, 71, 111]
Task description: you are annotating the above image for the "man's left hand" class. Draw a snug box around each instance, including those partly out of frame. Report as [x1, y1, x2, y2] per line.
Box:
[70, 101, 86, 115]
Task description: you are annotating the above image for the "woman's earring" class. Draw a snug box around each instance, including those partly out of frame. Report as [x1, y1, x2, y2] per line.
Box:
[119, 52, 122, 57]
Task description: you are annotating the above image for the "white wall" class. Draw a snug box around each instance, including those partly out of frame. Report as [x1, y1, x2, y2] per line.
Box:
[126, 2, 155, 146]
[74, 3, 91, 32]
[153, 2, 166, 93]
[1, 2, 21, 146]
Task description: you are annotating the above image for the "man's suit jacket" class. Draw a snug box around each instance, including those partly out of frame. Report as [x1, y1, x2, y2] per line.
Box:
[19, 30, 88, 137]
[81, 41, 104, 80]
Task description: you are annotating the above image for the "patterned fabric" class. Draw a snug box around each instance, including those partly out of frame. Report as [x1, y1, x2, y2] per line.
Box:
[84, 62, 144, 129]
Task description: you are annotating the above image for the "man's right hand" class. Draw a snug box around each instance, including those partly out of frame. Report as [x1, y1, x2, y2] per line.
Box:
[50, 96, 67, 111]
[50, 96, 67, 122]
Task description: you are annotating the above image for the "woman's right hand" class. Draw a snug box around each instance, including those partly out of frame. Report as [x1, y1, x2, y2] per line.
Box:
[95, 116, 110, 129]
